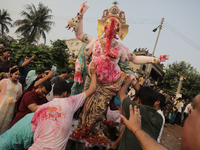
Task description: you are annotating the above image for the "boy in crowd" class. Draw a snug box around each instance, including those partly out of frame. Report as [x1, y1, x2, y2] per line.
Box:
[29, 62, 97, 150]
[118, 77, 163, 150]
[18, 53, 37, 85]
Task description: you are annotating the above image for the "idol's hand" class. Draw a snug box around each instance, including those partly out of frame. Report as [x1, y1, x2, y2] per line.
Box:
[159, 54, 169, 62]
[79, 1, 90, 16]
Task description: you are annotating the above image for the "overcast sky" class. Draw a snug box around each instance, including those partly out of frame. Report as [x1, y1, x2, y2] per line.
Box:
[1, 0, 200, 72]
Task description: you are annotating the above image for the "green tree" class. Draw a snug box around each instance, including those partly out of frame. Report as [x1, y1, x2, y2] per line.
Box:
[14, 3, 54, 44]
[0, 9, 12, 35]
[162, 61, 200, 100]
[9, 39, 69, 74]
[50, 39, 70, 69]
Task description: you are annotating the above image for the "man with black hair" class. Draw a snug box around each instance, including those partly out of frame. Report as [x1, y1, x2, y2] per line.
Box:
[118, 77, 163, 150]
[45, 67, 72, 101]
[29, 62, 97, 150]
[154, 93, 166, 143]
[9, 80, 52, 128]
[50, 67, 72, 84]
[18, 53, 37, 85]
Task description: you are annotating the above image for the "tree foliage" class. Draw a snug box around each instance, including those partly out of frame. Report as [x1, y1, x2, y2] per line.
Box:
[14, 3, 54, 44]
[162, 61, 200, 100]
[0, 9, 12, 35]
[9, 39, 69, 74]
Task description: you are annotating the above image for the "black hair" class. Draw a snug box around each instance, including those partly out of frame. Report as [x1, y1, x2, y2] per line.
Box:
[2, 48, 12, 53]
[53, 80, 71, 96]
[158, 93, 166, 108]
[39, 81, 52, 92]
[136, 86, 158, 107]
[26, 53, 32, 58]
[42, 68, 51, 73]
[10, 63, 18, 68]
[10, 67, 19, 74]
[62, 67, 72, 74]
[177, 97, 183, 101]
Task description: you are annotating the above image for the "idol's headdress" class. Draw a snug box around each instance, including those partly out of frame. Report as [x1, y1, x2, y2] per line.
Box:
[97, 1, 129, 40]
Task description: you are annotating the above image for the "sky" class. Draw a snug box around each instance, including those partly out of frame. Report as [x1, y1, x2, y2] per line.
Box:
[1, 0, 200, 72]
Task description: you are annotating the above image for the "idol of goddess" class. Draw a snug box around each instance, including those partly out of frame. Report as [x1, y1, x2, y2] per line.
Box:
[67, 1, 168, 135]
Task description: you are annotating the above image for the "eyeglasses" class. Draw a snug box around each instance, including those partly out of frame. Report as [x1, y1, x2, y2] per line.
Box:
[44, 72, 49, 75]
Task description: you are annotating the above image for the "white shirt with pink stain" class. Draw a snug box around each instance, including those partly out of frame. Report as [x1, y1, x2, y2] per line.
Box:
[29, 92, 86, 150]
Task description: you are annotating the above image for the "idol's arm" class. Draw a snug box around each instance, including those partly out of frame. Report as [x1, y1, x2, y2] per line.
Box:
[126, 49, 169, 64]
[66, 1, 94, 44]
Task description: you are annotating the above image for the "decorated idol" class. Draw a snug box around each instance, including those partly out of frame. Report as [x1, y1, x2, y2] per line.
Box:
[67, 1, 168, 142]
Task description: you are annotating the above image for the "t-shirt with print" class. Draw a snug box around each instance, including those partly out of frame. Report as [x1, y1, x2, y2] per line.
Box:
[29, 92, 86, 150]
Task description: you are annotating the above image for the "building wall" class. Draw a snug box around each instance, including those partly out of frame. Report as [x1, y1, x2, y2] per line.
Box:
[65, 38, 87, 56]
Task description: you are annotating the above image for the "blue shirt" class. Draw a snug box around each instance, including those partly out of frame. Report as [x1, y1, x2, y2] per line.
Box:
[0, 113, 34, 150]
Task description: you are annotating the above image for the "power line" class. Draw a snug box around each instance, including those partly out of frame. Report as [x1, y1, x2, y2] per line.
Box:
[163, 22, 200, 52]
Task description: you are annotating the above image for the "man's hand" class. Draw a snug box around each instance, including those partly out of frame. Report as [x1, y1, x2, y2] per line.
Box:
[48, 70, 56, 79]
[31, 55, 37, 60]
[89, 62, 97, 75]
[121, 105, 141, 133]
[124, 76, 132, 85]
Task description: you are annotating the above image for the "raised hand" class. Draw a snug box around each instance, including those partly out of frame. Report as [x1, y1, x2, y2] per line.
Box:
[121, 105, 141, 133]
[78, 1, 90, 15]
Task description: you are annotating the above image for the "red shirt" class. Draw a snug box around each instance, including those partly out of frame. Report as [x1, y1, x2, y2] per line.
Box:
[9, 89, 48, 128]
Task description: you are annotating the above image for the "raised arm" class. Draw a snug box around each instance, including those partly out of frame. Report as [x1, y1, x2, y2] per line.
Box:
[66, 1, 94, 44]
[125, 48, 168, 65]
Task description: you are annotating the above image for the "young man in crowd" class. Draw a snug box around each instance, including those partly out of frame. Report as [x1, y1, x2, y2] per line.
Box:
[50, 67, 72, 83]
[29, 62, 97, 150]
[118, 77, 163, 150]
[9, 81, 52, 128]
[154, 93, 166, 143]
[174, 98, 184, 125]
[18, 53, 37, 85]
[121, 93, 200, 150]
[183, 101, 193, 125]
[46, 67, 73, 101]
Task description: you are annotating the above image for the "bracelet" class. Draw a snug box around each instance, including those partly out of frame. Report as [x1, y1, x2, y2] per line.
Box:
[134, 128, 142, 135]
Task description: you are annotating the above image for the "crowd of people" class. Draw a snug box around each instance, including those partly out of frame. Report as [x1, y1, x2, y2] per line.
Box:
[0, 43, 198, 150]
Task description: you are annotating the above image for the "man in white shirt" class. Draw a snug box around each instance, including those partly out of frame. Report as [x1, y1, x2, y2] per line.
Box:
[183, 101, 193, 125]
[174, 99, 184, 125]
[29, 62, 97, 150]
[154, 93, 166, 143]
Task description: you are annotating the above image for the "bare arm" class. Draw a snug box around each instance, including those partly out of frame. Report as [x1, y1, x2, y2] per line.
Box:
[21, 55, 37, 67]
[118, 77, 133, 104]
[34, 71, 55, 88]
[121, 105, 168, 150]
[28, 103, 41, 112]
[84, 62, 97, 99]
[110, 126, 125, 149]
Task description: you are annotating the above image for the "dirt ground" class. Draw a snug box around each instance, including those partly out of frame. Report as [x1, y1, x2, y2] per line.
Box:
[160, 123, 183, 150]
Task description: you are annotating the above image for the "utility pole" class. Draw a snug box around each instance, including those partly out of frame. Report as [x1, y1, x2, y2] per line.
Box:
[146, 17, 164, 78]
[152, 17, 164, 56]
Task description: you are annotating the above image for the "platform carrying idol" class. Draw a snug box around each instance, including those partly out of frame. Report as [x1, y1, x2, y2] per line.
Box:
[67, 1, 168, 137]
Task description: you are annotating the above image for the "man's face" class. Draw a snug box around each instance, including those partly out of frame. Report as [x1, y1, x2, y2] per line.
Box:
[42, 70, 50, 78]
[36, 87, 49, 98]
[24, 56, 31, 61]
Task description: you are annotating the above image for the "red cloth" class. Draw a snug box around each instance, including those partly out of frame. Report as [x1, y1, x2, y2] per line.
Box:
[9, 89, 48, 128]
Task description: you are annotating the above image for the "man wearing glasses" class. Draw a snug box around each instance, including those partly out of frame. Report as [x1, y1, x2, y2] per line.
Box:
[9, 81, 52, 128]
